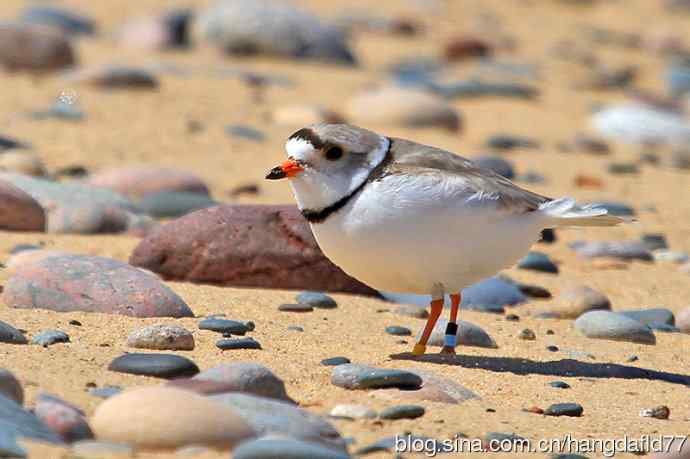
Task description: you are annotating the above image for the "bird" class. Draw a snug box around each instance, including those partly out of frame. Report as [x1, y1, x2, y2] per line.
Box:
[266, 124, 624, 356]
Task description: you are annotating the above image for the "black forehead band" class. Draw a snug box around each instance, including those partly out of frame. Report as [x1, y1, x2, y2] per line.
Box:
[288, 128, 325, 150]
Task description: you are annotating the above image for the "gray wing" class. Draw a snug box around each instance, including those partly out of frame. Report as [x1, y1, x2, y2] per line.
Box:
[387, 138, 552, 213]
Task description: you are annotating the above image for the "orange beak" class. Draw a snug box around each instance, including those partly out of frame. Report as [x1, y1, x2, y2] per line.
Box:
[266, 159, 304, 180]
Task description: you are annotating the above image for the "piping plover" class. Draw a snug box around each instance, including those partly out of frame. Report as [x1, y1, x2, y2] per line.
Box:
[266, 124, 623, 356]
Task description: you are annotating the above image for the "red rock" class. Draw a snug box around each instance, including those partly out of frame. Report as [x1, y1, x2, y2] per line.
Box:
[129, 205, 378, 296]
[88, 166, 209, 198]
[0, 180, 45, 231]
[444, 37, 492, 61]
[0, 23, 75, 74]
[573, 174, 604, 189]
[3, 253, 194, 317]
[34, 393, 92, 442]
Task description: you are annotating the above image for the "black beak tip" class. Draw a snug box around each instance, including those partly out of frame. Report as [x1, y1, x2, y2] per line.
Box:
[265, 167, 286, 180]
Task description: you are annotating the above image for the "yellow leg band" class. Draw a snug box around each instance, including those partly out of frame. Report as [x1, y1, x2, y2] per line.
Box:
[412, 343, 427, 356]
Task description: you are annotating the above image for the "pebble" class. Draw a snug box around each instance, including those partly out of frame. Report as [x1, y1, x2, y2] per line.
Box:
[444, 37, 493, 61]
[548, 381, 571, 389]
[216, 337, 262, 350]
[462, 276, 527, 313]
[592, 103, 690, 146]
[393, 304, 428, 319]
[329, 404, 376, 419]
[137, 191, 217, 218]
[425, 319, 497, 348]
[653, 250, 689, 264]
[210, 392, 346, 450]
[287, 326, 304, 332]
[517, 251, 559, 274]
[575, 310, 656, 344]
[486, 134, 539, 151]
[127, 324, 194, 351]
[607, 162, 639, 174]
[668, 149, 690, 170]
[31, 330, 70, 347]
[320, 357, 351, 366]
[639, 405, 670, 419]
[3, 253, 193, 318]
[374, 369, 478, 405]
[518, 329, 536, 340]
[0, 23, 75, 74]
[199, 318, 249, 335]
[547, 345, 559, 352]
[195, 0, 356, 64]
[272, 105, 344, 126]
[385, 326, 412, 336]
[71, 440, 133, 457]
[379, 405, 425, 420]
[428, 79, 539, 100]
[233, 436, 351, 459]
[473, 155, 515, 179]
[66, 66, 159, 90]
[0, 370, 23, 405]
[296, 291, 337, 309]
[91, 387, 254, 450]
[194, 362, 290, 401]
[515, 282, 552, 299]
[331, 364, 422, 390]
[540, 228, 557, 243]
[677, 307, 690, 333]
[0, 135, 29, 151]
[0, 152, 47, 176]
[619, 308, 675, 329]
[108, 353, 200, 379]
[129, 205, 377, 296]
[0, 180, 45, 232]
[0, 321, 28, 345]
[641, 234, 668, 251]
[545, 285, 611, 319]
[279, 304, 314, 313]
[0, 393, 63, 448]
[88, 166, 209, 198]
[20, 6, 95, 37]
[572, 133, 610, 154]
[505, 313, 520, 321]
[345, 86, 461, 132]
[570, 240, 653, 261]
[544, 403, 584, 417]
[225, 125, 267, 142]
[34, 393, 92, 442]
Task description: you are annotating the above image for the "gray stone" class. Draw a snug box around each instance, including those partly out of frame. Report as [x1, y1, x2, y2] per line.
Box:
[544, 403, 583, 417]
[548, 381, 570, 389]
[138, 191, 217, 219]
[108, 353, 200, 379]
[379, 405, 425, 420]
[393, 305, 428, 319]
[640, 234, 668, 251]
[31, 330, 70, 347]
[619, 308, 675, 329]
[296, 291, 337, 309]
[424, 319, 498, 348]
[0, 430, 26, 458]
[462, 276, 528, 313]
[210, 393, 346, 451]
[194, 362, 290, 401]
[517, 251, 559, 274]
[127, 324, 194, 351]
[575, 311, 656, 344]
[486, 134, 539, 151]
[331, 364, 422, 390]
[198, 318, 249, 335]
[87, 386, 122, 399]
[570, 240, 653, 261]
[279, 304, 313, 313]
[216, 337, 262, 350]
[385, 326, 411, 336]
[0, 370, 23, 405]
[0, 321, 27, 345]
[225, 125, 267, 142]
[20, 6, 96, 37]
[372, 369, 479, 405]
[518, 329, 536, 341]
[320, 357, 350, 366]
[233, 436, 351, 459]
[0, 395, 63, 447]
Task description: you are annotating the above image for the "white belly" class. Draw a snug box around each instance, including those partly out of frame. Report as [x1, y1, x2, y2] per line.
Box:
[310, 175, 545, 295]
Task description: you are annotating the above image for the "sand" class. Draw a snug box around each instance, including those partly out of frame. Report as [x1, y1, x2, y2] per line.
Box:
[0, 0, 689, 457]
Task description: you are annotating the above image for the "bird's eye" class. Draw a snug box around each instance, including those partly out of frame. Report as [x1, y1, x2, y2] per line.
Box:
[324, 146, 343, 161]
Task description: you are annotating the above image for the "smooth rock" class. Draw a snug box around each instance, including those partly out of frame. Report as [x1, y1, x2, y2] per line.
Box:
[379, 405, 425, 420]
[575, 310, 656, 344]
[279, 304, 313, 312]
[90, 387, 254, 450]
[641, 234, 668, 251]
[653, 250, 689, 264]
[320, 357, 351, 366]
[329, 404, 376, 419]
[3, 254, 193, 317]
[129, 205, 378, 295]
[393, 305, 428, 319]
[88, 386, 122, 399]
[462, 276, 528, 313]
[428, 79, 539, 100]
[34, 393, 92, 442]
[518, 329, 536, 340]
[216, 337, 262, 350]
[444, 37, 492, 61]
[0, 135, 29, 151]
[592, 103, 690, 146]
[619, 308, 675, 329]
[272, 105, 344, 126]
[108, 353, 200, 379]
[486, 134, 539, 151]
[542, 285, 611, 319]
[677, 307, 690, 333]
[345, 86, 461, 131]
[608, 162, 639, 174]
[65, 66, 159, 89]
[137, 191, 217, 219]
[210, 393, 345, 450]
[199, 318, 249, 335]
[544, 403, 583, 417]
[31, 330, 69, 347]
[385, 326, 411, 336]
[20, 6, 95, 37]
[572, 133, 610, 154]
[225, 125, 267, 142]
[296, 291, 337, 309]
[331, 365, 422, 390]
[0, 180, 45, 231]
[473, 155, 515, 179]
[0, 23, 75, 74]
[127, 324, 194, 351]
[195, 0, 356, 65]
[233, 437, 351, 459]
[0, 370, 23, 405]
[0, 152, 46, 176]
[548, 381, 571, 389]
[0, 321, 28, 345]
[0, 394, 63, 447]
[45, 204, 136, 235]
[194, 362, 290, 401]
[571, 240, 652, 261]
[424, 319, 497, 348]
[517, 251, 559, 274]
[89, 166, 209, 198]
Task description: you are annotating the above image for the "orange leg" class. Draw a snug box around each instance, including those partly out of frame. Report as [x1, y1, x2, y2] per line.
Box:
[440, 292, 461, 354]
[412, 298, 444, 356]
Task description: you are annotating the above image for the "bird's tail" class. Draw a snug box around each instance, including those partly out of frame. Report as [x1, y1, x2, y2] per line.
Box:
[539, 198, 627, 228]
